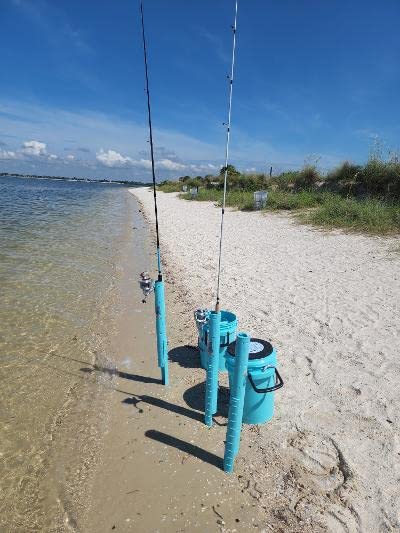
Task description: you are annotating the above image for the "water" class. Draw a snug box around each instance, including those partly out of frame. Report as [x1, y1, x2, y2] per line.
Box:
[0, 176, 130, 531]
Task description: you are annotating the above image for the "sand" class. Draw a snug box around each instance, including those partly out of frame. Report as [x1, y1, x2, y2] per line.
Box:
[127, 187, 400, 532]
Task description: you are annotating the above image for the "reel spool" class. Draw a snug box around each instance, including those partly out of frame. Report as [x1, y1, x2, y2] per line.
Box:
[139, 271, 154, 303]
[194, 308, 209, 323]
[194, 308, 209, 334]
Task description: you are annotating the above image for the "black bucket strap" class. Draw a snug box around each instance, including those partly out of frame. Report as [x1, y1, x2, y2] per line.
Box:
[248, 367, 284, 394]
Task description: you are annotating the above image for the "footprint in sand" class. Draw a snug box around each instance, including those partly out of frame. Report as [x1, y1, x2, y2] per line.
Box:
[289, 432, 353, 494]
[289, 432, 361, 532]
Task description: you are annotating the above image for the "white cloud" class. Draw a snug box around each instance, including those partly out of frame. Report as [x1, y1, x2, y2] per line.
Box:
[96, 151, 188, 172]
[96, 149, 132, 167]
[157, 159, 186, 171]
[189, 162, 218, 173]
[21, 140, 47, 156]
[66, 154, 75, 160]
[131, 158, 187, 171]
[131, 158, 152, 170]
[0, 150, 17, 160]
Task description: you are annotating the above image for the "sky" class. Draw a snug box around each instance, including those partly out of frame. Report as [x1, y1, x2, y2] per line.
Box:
[0, 0, 399, 181]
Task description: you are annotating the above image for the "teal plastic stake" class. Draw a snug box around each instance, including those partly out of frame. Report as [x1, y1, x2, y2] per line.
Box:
[223, 332, 250, 473]
[154, 279, 168, 385]
[204, 311, 221, 426]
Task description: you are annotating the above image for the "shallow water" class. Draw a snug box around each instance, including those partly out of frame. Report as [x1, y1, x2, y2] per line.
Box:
[0, 176, 130, 531]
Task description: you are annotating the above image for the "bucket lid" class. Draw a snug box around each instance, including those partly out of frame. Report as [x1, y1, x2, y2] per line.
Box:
[227, 338, 273, 360]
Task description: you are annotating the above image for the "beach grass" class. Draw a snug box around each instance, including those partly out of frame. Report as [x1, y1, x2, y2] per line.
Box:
[157, 181, 182, 193]
[176, 189, 400, 234]
[158, 158, 400, 234]
[180, 189, 326, 210]
[303, 196, 400, 234]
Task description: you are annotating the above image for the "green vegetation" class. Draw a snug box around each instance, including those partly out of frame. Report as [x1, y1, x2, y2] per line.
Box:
[158, 155, 400, 234]
[181, 188, 327, 211]
[304, 196, 400, 234]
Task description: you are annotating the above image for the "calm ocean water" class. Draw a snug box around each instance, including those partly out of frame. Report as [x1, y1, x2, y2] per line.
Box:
[0, 176, 130, 531]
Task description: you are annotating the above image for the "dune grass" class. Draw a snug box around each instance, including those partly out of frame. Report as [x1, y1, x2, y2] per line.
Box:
[303, 196, 400, 234]
[178, 189, 399, 234]
[157, 181, 182, 192]
[180, 189, 326, 211]
[181, 189, 253, 209]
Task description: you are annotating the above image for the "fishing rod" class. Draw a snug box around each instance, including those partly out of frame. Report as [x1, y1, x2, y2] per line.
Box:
[201, 0, 239, 428]
[215, 0, 238, 313]
[140, 0, 162, 280]
[138, 0, 169, 385]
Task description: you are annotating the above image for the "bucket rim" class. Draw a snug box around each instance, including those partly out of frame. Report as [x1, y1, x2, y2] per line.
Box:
[227, 338, 273, 360]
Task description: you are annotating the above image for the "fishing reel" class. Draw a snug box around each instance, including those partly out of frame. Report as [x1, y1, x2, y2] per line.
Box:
[139, 271, 154, 303]
[194, 308, 209, 333]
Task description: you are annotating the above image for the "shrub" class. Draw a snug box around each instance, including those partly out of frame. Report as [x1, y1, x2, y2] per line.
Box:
[326, 161, 361, 184]
[158, 181, 181, 192]
[269, 171, 299, 191]
[293, 166, 321, 190]
[358, 158, 400, 199]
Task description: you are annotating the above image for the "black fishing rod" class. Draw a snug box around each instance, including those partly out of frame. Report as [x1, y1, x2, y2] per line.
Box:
[138, 0, 169, 386]
[140, 0, 162, 280]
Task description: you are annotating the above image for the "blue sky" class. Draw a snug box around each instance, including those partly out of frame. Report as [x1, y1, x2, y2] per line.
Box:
[0, 0, 399, 180]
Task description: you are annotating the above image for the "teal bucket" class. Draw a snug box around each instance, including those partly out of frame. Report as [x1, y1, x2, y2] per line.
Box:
[198, 310, 237, 372]
[226, 338, 283, 424]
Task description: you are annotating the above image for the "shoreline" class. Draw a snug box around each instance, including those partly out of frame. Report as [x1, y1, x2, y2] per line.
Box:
[126, 187, 400, 531]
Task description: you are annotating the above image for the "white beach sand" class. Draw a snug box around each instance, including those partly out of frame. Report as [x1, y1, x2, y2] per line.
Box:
[130, 187, 400, 532]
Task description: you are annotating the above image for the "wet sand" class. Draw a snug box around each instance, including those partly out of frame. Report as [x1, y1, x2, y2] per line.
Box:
[0, 179, 128, 532]
[123, 187, 400, 532]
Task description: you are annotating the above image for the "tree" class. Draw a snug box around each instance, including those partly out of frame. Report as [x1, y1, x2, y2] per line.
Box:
[219, 164, 240, 179]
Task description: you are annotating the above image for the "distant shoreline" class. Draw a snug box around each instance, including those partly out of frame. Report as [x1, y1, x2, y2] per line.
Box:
[0, 172, 151, 187]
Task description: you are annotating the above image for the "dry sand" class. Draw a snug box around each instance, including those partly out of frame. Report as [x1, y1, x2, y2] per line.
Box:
[128, 187, 400, 532]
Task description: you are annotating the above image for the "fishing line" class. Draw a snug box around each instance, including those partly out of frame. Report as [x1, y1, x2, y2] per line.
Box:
[140, 0, 162, 280]
[215, 0, 239, 312]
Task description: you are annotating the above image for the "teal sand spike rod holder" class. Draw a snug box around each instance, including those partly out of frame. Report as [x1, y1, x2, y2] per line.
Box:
[155, 279, 168, 385]
[204, 311, 221, 426]
[223, 332, 250, 473]
[139, 1, 169, 386]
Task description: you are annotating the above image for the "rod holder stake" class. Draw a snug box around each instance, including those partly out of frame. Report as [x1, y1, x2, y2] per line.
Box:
[223, 332, 250, 473]
[204, 311, 221, 426]
[154, 279, 168, 385]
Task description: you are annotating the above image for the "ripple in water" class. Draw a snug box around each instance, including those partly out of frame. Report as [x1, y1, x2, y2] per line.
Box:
[0, 176, 129, 531]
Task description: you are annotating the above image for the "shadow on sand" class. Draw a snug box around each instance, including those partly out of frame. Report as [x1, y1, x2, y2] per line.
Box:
[80, 365, 160, 385]
[145, 429, 222, 469]
[168, 345, 201, 369]
[183, 381, 230, 419]
[122, 394, 203, 423]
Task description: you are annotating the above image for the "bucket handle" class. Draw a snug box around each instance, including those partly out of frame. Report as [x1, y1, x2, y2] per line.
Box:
[247, 366, 284, 394]
[220, 331, 231, 348]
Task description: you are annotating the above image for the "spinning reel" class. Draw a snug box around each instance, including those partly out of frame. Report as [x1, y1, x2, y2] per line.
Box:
[194, 308, 209, 333]
[139, 271, 154, 303]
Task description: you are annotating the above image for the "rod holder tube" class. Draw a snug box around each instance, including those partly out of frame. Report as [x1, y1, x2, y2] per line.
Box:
[223, 332, 250, 473]
[204, 311, 221, 426]
[154, 280, 168, 385]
